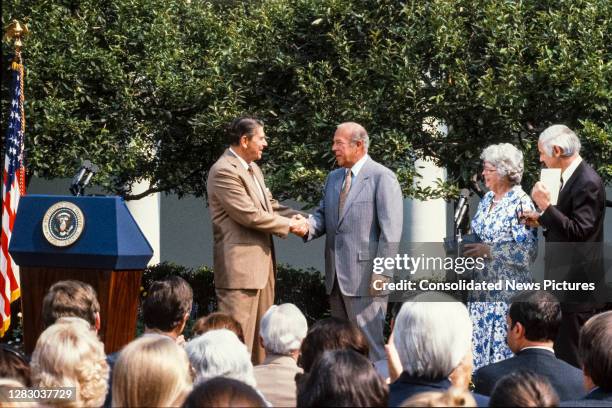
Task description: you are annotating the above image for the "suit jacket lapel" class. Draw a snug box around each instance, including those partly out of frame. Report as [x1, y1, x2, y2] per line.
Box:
[331, 171, 343, 225]
[251, 164, 271, 212]
[557, 161, 583, 207]
[224, 150, 268, 212]
[338, 160, 371, 226]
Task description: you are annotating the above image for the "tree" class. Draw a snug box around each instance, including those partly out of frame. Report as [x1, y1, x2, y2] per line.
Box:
[2, 0, 610, 204]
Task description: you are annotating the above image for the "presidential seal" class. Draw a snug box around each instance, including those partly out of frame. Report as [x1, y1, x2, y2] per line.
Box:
[42, 201, 85, 247]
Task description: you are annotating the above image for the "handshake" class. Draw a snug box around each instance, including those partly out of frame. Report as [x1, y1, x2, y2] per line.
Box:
[289, 214, 309, 237]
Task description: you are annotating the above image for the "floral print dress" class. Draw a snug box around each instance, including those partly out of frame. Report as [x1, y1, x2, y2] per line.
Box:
[468, 185, 537, 370]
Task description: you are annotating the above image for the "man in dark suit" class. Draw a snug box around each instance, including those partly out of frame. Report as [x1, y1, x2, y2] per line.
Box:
[474, 291, 584, 401]
[523, 124, 607, 367]
[560, 311, 612, 406]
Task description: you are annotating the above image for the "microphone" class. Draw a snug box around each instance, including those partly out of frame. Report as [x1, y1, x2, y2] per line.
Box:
[70, 160, 98, 196]
[454, 189, 471, 224]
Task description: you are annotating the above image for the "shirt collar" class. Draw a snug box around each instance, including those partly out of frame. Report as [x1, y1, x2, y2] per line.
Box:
[348, 154, 369, 178]
[229, 147, 250, 171]
[520, 345, 555, 353]
[561, 155, 582, 189]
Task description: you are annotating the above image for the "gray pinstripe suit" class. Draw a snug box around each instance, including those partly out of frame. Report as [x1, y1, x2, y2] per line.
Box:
[306, 156, 403, 361]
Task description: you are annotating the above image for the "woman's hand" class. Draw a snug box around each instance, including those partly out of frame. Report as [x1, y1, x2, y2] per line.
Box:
[463, 243, 491, 259]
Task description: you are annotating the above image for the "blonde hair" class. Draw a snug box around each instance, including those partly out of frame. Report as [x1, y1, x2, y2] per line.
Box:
[30, 318, 109, 408]
[112, 336, 192, 407]
[401, 387, 477, 407]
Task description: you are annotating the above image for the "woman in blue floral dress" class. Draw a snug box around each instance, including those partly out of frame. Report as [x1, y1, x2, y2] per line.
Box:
[463, 143, 537, 370]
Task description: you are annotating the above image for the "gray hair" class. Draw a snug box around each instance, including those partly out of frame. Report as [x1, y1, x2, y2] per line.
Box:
[480, 143, 525, 185]
[393, 292, 472, 379]
[338, 122, 370, 150]
[259, 304, 308, 355]
[538, 124, 581, 157]
[185, 329, 256, 388]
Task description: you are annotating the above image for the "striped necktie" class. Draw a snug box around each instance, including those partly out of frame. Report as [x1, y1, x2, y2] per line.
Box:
[338, 169, 352, 217]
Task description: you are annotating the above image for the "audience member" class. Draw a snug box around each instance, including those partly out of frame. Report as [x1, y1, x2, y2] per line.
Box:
[112, 336, 192, 407]
[185, 329, 256, 387]
[489, 370, 559, 407]
[191, 312, 245, 342]
[296, 349, 388, 407]
[389, 292, 488, 407]
[0, 378, 30, 408]
[182, 377, 265, 408]
[561, 310, 612, 406]
[41, 280, 100, 331]
[253, 304, 307, 407]
[474, 291, 584, 400]
[0, 344, 31, 386]
[31, 318, 109, 407]
[401, 387, 477, 407]
[298, 317, 369, 373]
[142, 276, 193, 345]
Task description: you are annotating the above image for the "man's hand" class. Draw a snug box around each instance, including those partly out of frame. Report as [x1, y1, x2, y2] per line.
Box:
[520, 210, 541, 228]
[531, 181, 551, 211]
[289, 214, 309, 237]
[370, 273, 391, 296]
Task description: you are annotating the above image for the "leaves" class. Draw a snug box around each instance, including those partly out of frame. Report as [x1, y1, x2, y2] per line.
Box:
[1, 0, 610, 204]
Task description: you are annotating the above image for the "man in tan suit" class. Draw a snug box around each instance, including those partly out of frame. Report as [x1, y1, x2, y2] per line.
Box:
[207, 117, 306, 364]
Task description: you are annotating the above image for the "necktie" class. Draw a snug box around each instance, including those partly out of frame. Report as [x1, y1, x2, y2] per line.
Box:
[559, 175, 564, 191]
[248, 165, 266, 206]
[338, 169, 352, 217]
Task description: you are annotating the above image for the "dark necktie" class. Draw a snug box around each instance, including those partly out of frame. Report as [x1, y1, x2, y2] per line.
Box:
[559, 175, 564, 191]
[338, 169, 352, 217]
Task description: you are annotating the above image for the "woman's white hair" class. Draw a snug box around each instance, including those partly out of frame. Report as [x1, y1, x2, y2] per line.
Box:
[185, 329, 256, 387]
[393, 293, 472, 379]
[259, 303, 308, 355]
[538, 124, 581, 157]
[480, 143, 524, 185]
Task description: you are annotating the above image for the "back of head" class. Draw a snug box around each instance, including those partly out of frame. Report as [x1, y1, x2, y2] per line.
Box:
[489, 370, 559, 407]
[31, 318, 109, 407]
[401, 387, 477, 407]
[192, 312, 245, 343]
[143, 276, 193, 332]
[538, 124, 581, 157]
[185, 329, 255, 387]
[260, 303, 308, 355]
[296, 349, 387, 407]
[0, 344, 31, 386]
[579, 310, 612, 391]
[509, 291, 561, 341]
[182, 377, 265, 408]
[113, 336, 192, 407]
[226, 117, 263, 146]
[299, 317, 369, 373]
[393, 293, 472, 379]
[41, 280, 100, 329]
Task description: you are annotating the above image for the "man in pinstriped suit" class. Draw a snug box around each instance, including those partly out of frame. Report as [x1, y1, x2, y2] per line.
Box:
[300, 122, 404, 367]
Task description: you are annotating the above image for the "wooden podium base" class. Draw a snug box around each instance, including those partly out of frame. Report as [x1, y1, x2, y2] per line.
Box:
[20, 267, 143, 355]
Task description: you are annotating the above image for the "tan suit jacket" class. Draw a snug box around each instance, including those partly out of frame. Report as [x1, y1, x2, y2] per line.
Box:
[207, 149, 298, 289]
[253, 354, 302, 407]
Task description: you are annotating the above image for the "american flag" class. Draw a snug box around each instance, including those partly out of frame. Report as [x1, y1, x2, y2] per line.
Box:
[1, 62, 26, 337]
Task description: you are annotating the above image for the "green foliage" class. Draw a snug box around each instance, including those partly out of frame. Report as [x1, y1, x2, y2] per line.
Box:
[2, 0, 611, 203]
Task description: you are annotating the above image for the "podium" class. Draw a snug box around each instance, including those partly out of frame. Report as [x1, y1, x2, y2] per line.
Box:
[9, 195, 153, 354]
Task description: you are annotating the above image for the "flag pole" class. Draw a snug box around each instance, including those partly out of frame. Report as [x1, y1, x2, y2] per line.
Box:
[4, 20, 28, 193]
[1, 19, 28, 338]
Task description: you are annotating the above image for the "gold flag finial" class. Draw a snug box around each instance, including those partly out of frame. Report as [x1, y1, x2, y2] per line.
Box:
[4, 20, 29, 51]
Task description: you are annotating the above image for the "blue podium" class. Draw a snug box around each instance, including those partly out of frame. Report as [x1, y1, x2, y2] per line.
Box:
[9, 195, 153, 354]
